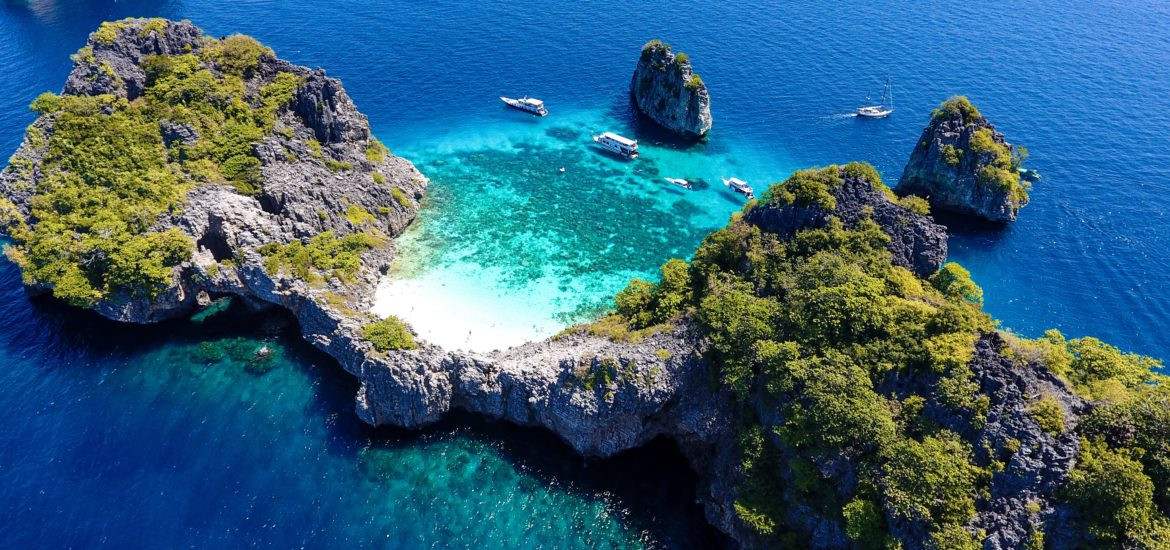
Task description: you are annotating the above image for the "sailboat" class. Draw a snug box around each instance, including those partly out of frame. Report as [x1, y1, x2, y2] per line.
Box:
[857, 77, 894, 118]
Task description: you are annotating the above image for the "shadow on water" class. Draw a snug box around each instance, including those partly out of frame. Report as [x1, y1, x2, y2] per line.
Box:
[928, 209, 1012, 250]
[26, 293, 727, 548]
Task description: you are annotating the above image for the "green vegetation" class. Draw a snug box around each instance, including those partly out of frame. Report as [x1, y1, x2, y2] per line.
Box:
[899, 194, 932, 215]
[599, 165, 1170, 545]
[93, 21, 127, 45]
[257, 230, 379, 283]
[932, 96, 982, 124]
[345, 204, 374, 226]
[365, 138, 389, 162]
[1063, 439, 1170, 545]
[372, 172, 385, 185]
[138, 18, 167, 37]
[926, 98, 1029, 205]
[200, 34, 273, 76]
[685, 74, 703, 91]
[2, 26, 310, 306]
[363, 316, 417, 352]
[390, 187, 410, 208]
[1029, 396, 1065, 434]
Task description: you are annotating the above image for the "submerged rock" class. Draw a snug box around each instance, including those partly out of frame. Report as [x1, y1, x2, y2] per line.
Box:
[897, 96, 1030, 222]
[630, 40, 712, 138]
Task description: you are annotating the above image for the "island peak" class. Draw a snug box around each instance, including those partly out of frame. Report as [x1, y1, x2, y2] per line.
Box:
[898, 96, 1030, 222]
[631, 40, 712, 138]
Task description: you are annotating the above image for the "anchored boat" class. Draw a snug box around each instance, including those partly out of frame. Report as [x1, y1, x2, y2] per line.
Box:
[722, 177, 755, 200]
[592, 132, 639, 159]
[665, 177, 692, 190]
[857, 77, 894, 118]
[500, 96, 548, 116]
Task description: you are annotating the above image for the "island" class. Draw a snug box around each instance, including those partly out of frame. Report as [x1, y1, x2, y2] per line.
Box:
[630, 40, 713, 138]
[2, 19, 1167, 550]
[898, 96, 1031, 222]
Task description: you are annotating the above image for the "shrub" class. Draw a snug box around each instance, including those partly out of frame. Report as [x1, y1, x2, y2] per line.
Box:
[899, 194, 931, 215]
[139, 18, 167, 38]
[941, 144, 962, 166]
[93, 21, 126, 45]
[345, 204, 374, 226]
[364, 316, 417, 351]
[684, 74, 703, 91]
[29, 92, 62, 115]
[931, 263, 983, 304]
[1063, 438, 1163, 544]
[258, 230, 378, 283]
[372, 172, 385, 184]
[765, 166, 842, 210]
[201, 34, 273, 76]
[881, 433, 982, 525]
[366, 138, 388, 162]
[1029, 396, 1066, 434]
[931, 96, 982, 124]
[391, 187, 410, 208]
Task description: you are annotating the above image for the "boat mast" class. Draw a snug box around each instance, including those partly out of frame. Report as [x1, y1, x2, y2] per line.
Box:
[886, 76, 893, 110]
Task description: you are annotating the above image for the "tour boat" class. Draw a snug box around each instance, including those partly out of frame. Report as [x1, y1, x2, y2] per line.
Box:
[592, 132, 639, 159]
[857, 77, 894, 118]
[665, 177, 692, 190]
[500, 96, 548, 116]
[722, 177, 754, 200]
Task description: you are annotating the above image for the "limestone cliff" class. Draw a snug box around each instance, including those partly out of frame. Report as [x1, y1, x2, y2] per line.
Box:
[630, 40, 712, 138]
[897, 97, 1030, 222]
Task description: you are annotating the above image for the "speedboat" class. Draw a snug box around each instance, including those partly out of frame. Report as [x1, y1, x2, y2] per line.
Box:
[592, 132, 639, 159]
[500, 96, 548, 116]
[722, 177, 754, 200]
[665, 178, 692, 190]
[857, 77, 894, 118]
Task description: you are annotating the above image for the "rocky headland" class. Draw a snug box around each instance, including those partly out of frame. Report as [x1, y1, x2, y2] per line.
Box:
[2, 19, 1167, 550]
[898, 97, 1030, 222]
[630, 40, 713, 138]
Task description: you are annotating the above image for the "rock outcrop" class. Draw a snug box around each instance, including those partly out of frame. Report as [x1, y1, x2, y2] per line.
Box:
[897, 97, 1030, 222]
[744, 166, 948, 277]
[630, 40, 712, 138]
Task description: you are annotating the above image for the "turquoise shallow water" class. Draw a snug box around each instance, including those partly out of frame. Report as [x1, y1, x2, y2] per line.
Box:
[2, 0, 1170, 546]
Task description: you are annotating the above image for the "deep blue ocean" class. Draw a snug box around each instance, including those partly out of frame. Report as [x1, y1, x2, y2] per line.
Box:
[2, 0, 1169, 546]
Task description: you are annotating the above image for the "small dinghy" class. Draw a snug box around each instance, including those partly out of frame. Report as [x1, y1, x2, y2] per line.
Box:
[665, 177, 692, 190]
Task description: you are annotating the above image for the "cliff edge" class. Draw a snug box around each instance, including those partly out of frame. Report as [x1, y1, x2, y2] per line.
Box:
[630, 40, 712, 138]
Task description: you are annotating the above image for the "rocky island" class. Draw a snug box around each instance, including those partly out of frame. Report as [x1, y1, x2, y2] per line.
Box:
[898, 97, 1030, 222]
[630, 40, 713, 138]
[3, 19, 1169, 550]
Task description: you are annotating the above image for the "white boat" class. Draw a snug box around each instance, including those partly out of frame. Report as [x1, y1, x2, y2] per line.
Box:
[592, 132, 639, 159]
[722, 177, 754, 200]
[665, 177, 692, 190]
[857, 77, 894, 118]
[500, 96, 548, 116]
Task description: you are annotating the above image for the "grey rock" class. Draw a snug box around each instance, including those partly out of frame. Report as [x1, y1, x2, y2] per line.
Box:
[744, 168, 948, 277]
[897, 107, 1028, 222]
[630, 41, 712, 138]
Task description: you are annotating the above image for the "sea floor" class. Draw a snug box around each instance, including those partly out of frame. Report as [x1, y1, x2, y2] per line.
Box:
[372, 107, 791, 351]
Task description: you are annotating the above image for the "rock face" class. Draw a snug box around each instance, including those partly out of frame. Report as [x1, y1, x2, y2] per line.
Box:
[744, 168, 948, 277]
[897, 98, 1029, 222]
[630, 40, 712, 138]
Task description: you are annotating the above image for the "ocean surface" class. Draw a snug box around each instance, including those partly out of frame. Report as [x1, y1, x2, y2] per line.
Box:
[1, 0, 1169, 546]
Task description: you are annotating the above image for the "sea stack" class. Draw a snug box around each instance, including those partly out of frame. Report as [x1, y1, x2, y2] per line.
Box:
[630, 40, 712, 138]
[897, 96, 1030, 222]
